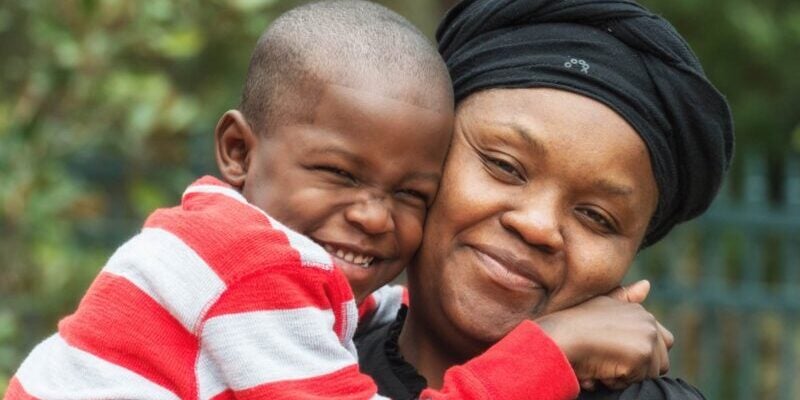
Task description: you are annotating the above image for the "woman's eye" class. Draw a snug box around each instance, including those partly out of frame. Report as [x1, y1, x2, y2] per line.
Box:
[485, 156, 524, 181]
[579, 208, 616, 233]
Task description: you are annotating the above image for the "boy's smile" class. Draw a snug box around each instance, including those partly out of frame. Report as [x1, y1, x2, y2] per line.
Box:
[219, 78, 453, 303]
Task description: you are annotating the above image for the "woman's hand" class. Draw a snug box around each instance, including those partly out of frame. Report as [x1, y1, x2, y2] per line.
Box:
[535, 280, 673, 391]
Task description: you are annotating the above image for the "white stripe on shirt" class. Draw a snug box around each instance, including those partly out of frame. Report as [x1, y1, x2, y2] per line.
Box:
[199, 307, 358, 390]
[184, 184, 333, 270]
[103, 227, 226, 333]
[15, 334, 181, 400]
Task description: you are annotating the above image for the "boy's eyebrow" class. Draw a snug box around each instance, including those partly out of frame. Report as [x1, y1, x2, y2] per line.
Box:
[405, 171, 441, 182]
[309, 147, 366, 167]
[308, 146, 440, 182]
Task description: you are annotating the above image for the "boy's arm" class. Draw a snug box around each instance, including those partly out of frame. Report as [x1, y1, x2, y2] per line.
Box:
[545, 281, 672, 390]
[421, 321, 580, 400]
[417, 281, 674, 400]
[197, 266, 380, 400]
[201, 267, 581, 400]
[358, 285, 579, 399]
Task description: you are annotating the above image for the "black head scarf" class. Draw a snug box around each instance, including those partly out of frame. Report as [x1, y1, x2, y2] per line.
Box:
[437, 0, 734, 246]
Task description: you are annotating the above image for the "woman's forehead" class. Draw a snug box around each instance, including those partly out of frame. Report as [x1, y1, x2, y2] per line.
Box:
[454, 87, 659, 213]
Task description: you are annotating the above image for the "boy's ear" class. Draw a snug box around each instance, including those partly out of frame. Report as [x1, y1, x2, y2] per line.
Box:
[215, 110, 258, 189]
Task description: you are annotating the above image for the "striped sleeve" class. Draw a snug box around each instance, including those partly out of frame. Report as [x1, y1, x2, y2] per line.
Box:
[5, 176, 578, 400]
[196, 265, 383, 400]
[7, 226, 211, 400]
[357, 285, 406, 334]
[419, 321, 580, 400]
[147, 180, 384, 399]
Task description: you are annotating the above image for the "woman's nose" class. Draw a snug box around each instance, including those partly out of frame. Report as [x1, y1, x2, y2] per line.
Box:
[499, 195, 564, 254]
[344, 199, 395, 235]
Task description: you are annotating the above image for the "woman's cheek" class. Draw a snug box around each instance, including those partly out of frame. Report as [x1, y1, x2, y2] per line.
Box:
[563, 243, 631, 306]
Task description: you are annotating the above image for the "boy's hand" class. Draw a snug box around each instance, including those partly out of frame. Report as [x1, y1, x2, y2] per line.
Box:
[535, 281, 672, 391]
[608, 279, 651, 304]
[608, 280, 674, 348]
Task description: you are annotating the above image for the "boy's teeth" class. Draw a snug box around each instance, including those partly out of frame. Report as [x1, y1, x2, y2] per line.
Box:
[320, 243, 376, 267]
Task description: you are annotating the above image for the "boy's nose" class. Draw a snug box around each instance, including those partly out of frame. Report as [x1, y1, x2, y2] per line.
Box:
[344, 199, 395, 235]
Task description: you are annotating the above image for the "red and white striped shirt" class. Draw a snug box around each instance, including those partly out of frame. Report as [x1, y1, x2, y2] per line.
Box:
[6, 176, 579, 400]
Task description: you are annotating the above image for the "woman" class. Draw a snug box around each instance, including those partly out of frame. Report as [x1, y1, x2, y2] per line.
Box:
[356, 0, 733, 398]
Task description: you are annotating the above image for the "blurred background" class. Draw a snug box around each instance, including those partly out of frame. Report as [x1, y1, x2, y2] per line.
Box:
[0, 0, 798, 397]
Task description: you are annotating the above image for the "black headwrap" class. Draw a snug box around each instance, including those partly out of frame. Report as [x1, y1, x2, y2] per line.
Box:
[437, 0, 734, 246]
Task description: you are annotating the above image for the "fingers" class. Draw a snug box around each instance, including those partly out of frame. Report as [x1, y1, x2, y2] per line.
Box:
[658, 321, 675, 350]
[657, 329, 672, 375]
[625, 280, 650, 303]
[607, 286, 628, 302]
[607, 280, 650, 303]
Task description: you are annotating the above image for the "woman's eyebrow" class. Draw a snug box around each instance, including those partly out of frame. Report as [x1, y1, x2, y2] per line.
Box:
[591, 178, 634, 197]
[497, 122, 547, 156]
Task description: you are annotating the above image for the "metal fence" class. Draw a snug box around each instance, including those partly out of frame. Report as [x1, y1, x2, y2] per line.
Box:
[634, 156, 800, 400]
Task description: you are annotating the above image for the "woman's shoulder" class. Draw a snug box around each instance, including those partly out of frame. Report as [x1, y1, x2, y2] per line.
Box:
[578, 377, 705, 400]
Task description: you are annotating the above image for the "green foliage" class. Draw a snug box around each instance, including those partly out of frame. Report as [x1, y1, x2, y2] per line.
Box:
[0, 0, 796, 393]
[640, 0, 800, 157]
[0, 0, 441, 389]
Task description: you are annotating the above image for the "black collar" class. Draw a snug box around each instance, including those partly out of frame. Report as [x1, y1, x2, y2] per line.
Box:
[355, 305, 427, 400]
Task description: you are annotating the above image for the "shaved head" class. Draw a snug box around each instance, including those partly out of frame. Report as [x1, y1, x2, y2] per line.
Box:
[239, 0, 453, 134]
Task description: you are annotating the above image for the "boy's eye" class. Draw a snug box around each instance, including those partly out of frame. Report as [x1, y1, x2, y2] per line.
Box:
[396, 188, 429, 206]
[316, 166, 357, 184]
[577, 207, 617, 234]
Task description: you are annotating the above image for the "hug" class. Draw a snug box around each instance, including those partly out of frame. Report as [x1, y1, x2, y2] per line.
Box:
[6, 0, 732, 399]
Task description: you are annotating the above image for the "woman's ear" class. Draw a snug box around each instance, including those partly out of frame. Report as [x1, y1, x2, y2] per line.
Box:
[215, 110, 257, 189]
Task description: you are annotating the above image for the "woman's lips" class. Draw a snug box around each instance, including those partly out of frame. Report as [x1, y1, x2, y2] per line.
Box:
[471, 246, 543, 292]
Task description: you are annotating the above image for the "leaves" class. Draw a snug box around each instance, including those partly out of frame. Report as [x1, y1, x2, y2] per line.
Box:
[0, 0, 795, 391]
[0, 0, 443, 387]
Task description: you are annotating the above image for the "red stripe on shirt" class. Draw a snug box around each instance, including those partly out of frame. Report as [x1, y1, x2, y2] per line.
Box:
[357, 294, 377, 321]
[204, 267, 340, 320]
[231, 364, 377, 400]
[191, 176, 229, 187]
[210, 389, 235, 400]
[145, 197, 304, 286]
[4, 377, 38, 400]
[328, 269, 355, 341]
[58, 272, 198, 399]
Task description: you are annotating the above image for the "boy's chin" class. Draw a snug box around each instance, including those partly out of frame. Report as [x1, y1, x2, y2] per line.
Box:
[336, 260, 380, 303]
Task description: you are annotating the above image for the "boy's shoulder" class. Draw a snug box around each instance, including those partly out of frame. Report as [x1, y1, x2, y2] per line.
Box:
[141, 176, 336, 283]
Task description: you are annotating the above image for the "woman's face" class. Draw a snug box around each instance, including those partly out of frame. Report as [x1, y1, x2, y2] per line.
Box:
[409, 88, 659, 354]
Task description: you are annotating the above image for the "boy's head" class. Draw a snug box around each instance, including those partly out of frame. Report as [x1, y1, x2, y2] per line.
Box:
[215, 0, 454, 302]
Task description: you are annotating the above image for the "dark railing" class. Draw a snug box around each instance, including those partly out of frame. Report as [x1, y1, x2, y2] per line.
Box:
[634, 156, 800, 399]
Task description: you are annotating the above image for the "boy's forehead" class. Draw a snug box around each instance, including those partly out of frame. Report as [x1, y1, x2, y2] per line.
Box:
[291, 77, 453, 158]
[316, 77, 451, 123]
[316, 74, 453, 115]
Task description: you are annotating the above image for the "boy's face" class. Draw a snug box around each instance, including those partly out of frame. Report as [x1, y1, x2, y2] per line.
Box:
[222, 79, 452, 302]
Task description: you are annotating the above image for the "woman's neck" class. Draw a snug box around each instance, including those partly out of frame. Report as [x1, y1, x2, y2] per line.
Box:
[397, 306, 467, 390]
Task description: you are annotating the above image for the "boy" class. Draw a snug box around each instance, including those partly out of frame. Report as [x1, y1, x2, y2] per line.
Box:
[6, 1, 580, 399]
